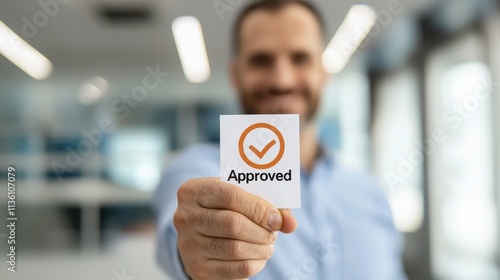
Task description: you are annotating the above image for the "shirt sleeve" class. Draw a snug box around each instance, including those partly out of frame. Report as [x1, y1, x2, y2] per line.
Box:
[152, 145, 220, 280]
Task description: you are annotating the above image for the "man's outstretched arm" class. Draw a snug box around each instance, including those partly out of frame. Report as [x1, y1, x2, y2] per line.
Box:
[153, 146, 297, 280]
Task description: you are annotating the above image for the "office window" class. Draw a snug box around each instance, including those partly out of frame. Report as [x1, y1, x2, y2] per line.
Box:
[372, 67, 424, 233]
[319, 70, 370, 171]
[106, 128, 166, 191]
[426, 33, 498, 279]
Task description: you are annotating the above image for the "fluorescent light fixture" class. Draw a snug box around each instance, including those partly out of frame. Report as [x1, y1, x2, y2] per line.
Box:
[172, 16, 210, 83]
[322, 5, 376, 74]
[78, 76, 108, 105]
[0, 20, 53, 80]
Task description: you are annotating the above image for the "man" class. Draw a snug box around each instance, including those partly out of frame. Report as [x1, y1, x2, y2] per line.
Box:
[154, 0, 406, 279]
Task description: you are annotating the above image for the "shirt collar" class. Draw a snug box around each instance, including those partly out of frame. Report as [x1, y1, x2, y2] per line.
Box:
[300, 143, 335, 176]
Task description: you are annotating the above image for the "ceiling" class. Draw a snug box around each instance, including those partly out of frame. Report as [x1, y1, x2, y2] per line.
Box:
[0, 0, 436, 103]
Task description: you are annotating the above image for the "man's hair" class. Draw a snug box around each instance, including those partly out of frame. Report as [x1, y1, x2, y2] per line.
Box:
[232, 0, 326, 56]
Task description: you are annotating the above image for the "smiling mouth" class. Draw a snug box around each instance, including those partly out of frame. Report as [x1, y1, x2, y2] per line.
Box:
[260, 89, 303, 99]
[265, 91, 305, 103]
[259, 93, 306, 114]
[268, 90, 301, 96]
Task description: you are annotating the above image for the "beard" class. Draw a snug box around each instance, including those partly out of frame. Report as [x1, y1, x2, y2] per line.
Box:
[239, 88, 320, 124]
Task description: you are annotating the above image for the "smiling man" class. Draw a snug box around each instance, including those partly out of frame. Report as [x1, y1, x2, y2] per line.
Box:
[153, 0, 406, 279]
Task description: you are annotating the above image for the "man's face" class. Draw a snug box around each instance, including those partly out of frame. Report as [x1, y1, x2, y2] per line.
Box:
[231, 4, 328, 123]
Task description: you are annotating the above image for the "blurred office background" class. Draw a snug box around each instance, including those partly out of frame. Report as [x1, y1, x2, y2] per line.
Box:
[1, 0, 499, 279]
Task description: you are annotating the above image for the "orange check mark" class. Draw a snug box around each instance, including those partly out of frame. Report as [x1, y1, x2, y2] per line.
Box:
[249, 140, 277, 159]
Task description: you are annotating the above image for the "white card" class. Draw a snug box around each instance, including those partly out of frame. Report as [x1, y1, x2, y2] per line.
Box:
[220, 114, 301, 208]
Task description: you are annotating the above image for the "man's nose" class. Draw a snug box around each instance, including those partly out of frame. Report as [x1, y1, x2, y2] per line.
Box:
[269, 57, 296, 92]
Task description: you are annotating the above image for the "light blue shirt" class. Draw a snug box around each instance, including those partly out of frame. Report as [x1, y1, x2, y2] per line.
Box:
[154, 144, 406, 280]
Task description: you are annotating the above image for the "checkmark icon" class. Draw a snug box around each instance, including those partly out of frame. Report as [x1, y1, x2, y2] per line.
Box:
[249, 140, 277, 159]
[238, 123, 285, 169]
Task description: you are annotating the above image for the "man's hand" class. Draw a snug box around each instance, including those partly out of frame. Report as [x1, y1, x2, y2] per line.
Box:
[174, 177, 297, 280]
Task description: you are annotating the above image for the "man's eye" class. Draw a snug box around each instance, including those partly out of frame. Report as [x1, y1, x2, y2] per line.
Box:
[249, 55, 272, 67]
[292, 53, 310, 65]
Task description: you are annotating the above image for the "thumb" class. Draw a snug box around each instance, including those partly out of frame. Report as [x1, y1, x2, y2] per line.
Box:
[278, 209, 297, 234]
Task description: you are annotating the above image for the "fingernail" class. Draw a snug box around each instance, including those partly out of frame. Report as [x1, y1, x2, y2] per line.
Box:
[269, 244, 275, 257]
[267, 212, 282, 231]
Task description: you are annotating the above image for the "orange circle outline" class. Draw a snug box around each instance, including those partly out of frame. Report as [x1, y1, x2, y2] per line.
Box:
[238, 123, 285, 169]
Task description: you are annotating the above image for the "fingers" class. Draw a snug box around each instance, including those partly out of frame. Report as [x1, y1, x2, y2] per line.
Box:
[177, 232, 276, 279]
[278, 209, 298, 234]
[187, 178, 283, 231]
[207, 259, 267, 280]
[175, 178, 298, 280]
[194, 209, 276, 244]
[201, 236, 275, 261]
